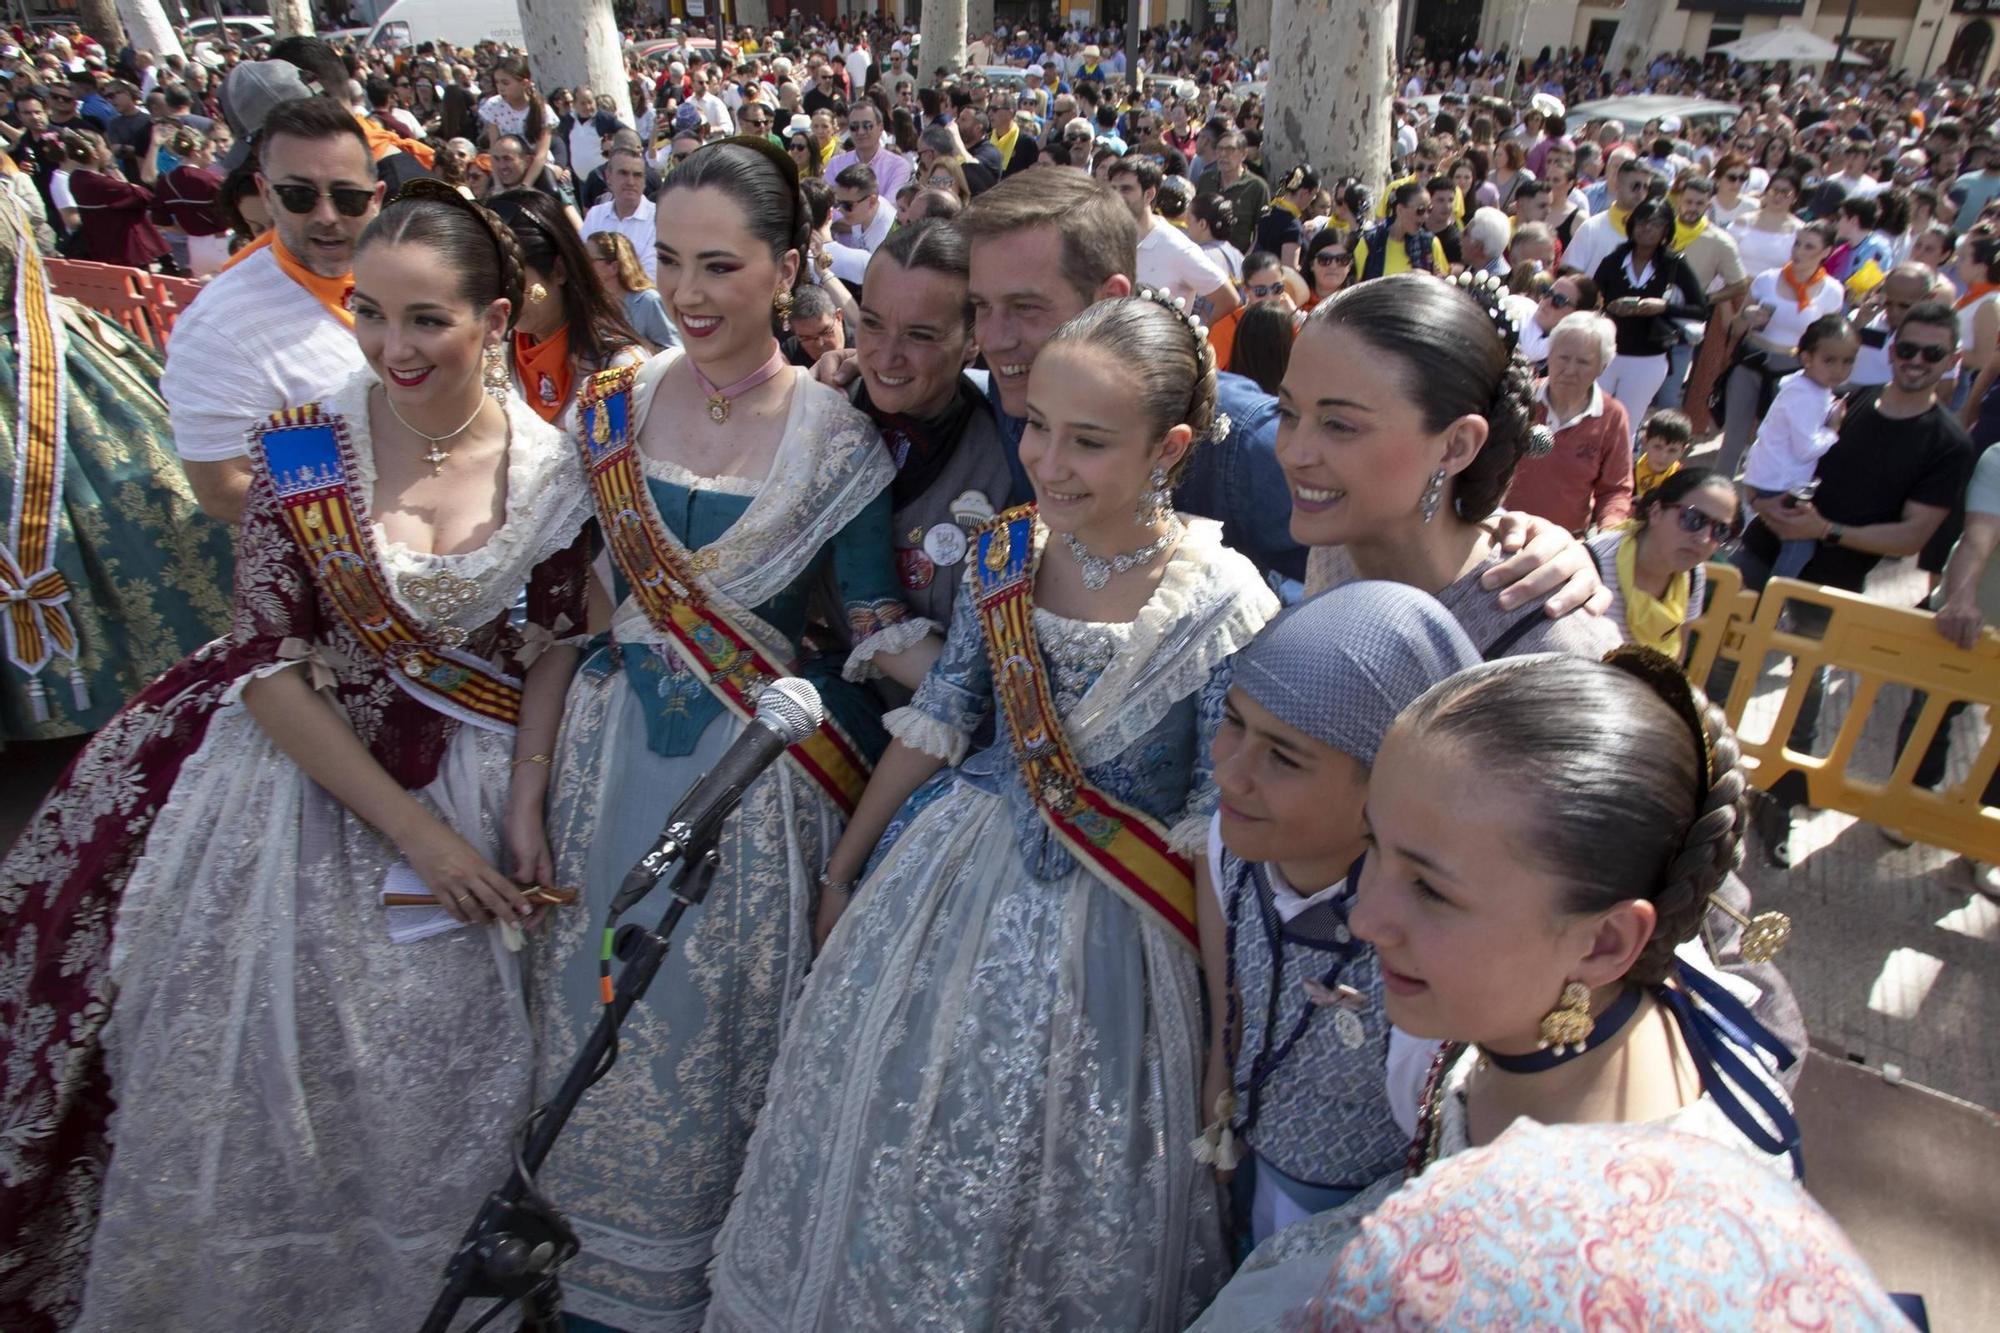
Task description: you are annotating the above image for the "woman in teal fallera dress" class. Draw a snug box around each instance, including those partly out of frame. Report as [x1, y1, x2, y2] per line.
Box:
[0, 190, 233, 742]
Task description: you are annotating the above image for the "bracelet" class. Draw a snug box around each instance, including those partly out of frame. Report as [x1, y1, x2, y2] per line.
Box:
[818, 873, 857, 897]
[1824, 523, 1844, 547]
[513, 753, 552, 768]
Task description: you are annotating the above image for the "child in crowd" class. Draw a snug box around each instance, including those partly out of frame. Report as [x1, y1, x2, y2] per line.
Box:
[1742, 313, 1859, 577]
[1195, 581, 1480, 1251]
[1633, 407, 1692, 500]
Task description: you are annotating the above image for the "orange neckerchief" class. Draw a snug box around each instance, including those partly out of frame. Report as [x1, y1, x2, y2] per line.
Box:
[514, 326, 573, 422]
[1955, 280, 2000, 311]
[357, 111, 437, 169]
[219, 230, 355, 327]
[1779, 262, 1828, 313]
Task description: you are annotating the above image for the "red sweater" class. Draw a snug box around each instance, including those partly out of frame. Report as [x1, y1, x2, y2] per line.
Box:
[1509, 389, 1636, 533]
[69, 169, 169, 267]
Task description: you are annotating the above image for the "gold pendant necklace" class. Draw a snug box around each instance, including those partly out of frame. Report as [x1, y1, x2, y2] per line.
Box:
[383, 389, 486, 476]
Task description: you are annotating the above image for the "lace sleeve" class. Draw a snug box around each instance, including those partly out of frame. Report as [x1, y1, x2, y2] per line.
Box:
[889, 571, 991, 757]
[1167, 658, 1235, 856]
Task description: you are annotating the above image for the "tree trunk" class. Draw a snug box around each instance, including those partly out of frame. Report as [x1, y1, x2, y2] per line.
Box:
[270, 0, 315, 40]
[967, 0, 994, 58]
[76, 0, 128, 52]
[1609, 0, 1667, 78]
[1265, 0, 1394, 202]
[116, 0, 185, 60]
[518, 0, 628, 122]
[919, 0, 966, 83]
[1240, 0, 1271, 60]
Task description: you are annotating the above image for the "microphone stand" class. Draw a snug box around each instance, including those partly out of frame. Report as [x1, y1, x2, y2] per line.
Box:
[420, 846, 722, 1333]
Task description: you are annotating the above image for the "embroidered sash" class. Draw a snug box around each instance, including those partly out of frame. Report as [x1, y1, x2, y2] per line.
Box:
[253, 404, 521, 733]
[969, 507, 1198, 951]
[1, 193, 82, 719]
[577, 366, 869, 814]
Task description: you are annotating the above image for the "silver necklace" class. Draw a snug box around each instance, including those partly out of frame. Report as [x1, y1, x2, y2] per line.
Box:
[1061, 519, 1182, 590]
[383, 389, 487, 475]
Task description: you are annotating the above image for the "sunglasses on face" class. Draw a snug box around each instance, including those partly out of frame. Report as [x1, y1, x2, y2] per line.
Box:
[269, 182, 374, 217]
[1314, 251, 1351, 266]
[1544, 290, 1575, 309]
[1247, 280, 1285, 298]
[1894, 340, 1949, 364]
[1722, 172, 1749, 182]
[849, 120, 877, 132]
[1671, 504, 1736, 544]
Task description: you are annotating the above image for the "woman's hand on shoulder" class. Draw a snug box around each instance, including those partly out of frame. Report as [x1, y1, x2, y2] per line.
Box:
[1484, 511, 1612, 618]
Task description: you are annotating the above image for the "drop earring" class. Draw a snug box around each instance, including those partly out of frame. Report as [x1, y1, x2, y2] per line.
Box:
[483, 342, 510, 402]
[1137, 465, 1173, 523]
[1419, 466, 1447, 523]
[772, 288, 794, 321]
[1537, 980, 1596, 1055]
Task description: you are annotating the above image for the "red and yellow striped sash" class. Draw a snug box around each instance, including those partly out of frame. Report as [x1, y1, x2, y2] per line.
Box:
[577, 367, 868, 814]
[1, 193, 80, 717]
[253, 404, 521, 733]
[970, 508, 1198, 951]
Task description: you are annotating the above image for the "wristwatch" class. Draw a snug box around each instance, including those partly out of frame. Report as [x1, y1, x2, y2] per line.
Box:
[1824, 522, 1845, 547]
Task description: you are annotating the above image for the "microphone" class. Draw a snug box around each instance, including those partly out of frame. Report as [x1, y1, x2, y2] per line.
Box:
[608, 677, 824, 915]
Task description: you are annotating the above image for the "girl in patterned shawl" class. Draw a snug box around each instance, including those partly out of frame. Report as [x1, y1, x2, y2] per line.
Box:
[1194, 580, 1480, 1252]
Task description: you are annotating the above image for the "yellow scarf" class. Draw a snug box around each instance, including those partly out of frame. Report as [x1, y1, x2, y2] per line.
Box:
[1609, 203, 1632, 238]
[993, 120, 1019, 171]
[1671, 213, 1707, 254]
[1274, 197, 1301, 217]
[1616, 536, 1690, 658]
[1633, 453, 1681, 499]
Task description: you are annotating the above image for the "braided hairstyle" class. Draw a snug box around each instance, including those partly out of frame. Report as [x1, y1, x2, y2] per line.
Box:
[358, 178, 527, 331]
[1394, 652, 1748, 987]
[1308, 272, 1547, 522]
[1041, 291, 1219, 482]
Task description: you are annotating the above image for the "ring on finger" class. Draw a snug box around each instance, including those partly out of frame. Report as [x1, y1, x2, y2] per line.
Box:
[451, 891, 472, 907]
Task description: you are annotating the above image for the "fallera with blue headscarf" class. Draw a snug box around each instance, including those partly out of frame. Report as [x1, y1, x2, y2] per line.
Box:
[1195, 581, 1480, 1251]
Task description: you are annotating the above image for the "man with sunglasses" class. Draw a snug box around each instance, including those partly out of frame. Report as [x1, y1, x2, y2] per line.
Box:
[1737, 301, 1977, 867]
[161, 94, 382, 525]
[826, 101, 910, 203]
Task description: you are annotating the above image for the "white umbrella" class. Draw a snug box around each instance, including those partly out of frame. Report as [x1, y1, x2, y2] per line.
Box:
[1713, 28, 1870, 66]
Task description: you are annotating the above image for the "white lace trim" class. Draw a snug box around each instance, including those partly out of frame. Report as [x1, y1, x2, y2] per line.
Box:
[323, 372, 591, 638]
[638, 448, 764, 496]
[624, 351, 894, 611]
[1068, 517, 1278, 769]
[886, 704, 967, 764]
[842, 617, 939, 682]
[217, 656, 307, 708]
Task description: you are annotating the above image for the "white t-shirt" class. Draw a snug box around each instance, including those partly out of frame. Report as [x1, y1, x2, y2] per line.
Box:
[1136, 220, 1231, 310]
[1747, 266, 1845, 354]
[582, 196, 658, 282]
[1743, 372, 1841, 493]
[161, 246, 366, 462]
[569, 118, 607, 178]
[845, 46, 871, 93]
[477, 94, 531, 140]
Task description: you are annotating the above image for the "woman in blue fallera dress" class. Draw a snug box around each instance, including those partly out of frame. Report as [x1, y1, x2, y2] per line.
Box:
[704, 294, 1278, 1332]
[526, 139, 938, 1333]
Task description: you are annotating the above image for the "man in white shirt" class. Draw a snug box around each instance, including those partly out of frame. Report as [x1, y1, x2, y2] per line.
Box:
[164, 88, 379, 524]
[826, 103, 910, 202]
[1106, 157, 1239, 319]
[1563, 157, 1653, 281]
[831, 163, 893, 257]
[566, 87, 608, 179]
[1848, 262, 1935, 387]
[581, 148, 658, 281]
[843, 39, 871, 96]
[696, 67, 733, 134]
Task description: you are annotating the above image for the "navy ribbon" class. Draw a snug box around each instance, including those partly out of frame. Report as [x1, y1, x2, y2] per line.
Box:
[1655, 960, 1803, 1174]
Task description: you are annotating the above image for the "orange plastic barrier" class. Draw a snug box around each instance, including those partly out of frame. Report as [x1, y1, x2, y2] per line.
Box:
[145, 274, 204, 339]
[1707, 575, 2000, 861]
[43, 258, 164, 350]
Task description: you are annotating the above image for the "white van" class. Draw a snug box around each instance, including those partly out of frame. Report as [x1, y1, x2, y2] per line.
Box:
[368, 0, 525, 51]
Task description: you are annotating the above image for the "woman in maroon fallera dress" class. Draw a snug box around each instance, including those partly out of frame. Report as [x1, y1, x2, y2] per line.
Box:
[0, 184, 592, 1329]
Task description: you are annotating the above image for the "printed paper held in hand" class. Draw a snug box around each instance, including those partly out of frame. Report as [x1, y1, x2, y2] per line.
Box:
[381, 860, 467, 944]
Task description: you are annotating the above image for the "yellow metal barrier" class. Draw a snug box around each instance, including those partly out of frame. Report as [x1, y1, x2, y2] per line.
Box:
[1701, 574, 2000, 861]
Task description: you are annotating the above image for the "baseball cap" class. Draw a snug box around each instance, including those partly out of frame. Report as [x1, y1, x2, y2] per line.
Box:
[219, 60, 315, 171]
[1658, 114, 1682, 133]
